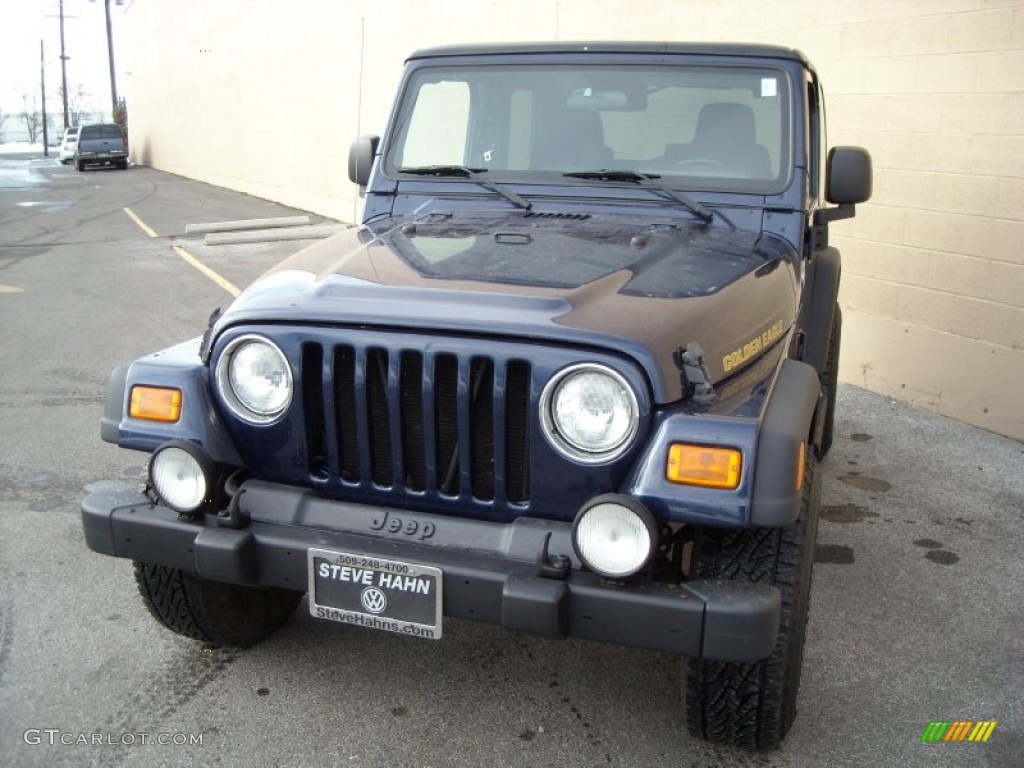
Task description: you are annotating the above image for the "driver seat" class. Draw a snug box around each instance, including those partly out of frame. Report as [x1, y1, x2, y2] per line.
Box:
[668, 103, 772, 178]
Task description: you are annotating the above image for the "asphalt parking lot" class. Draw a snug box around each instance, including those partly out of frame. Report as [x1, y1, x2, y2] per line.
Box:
[0, 151, 1020, 768]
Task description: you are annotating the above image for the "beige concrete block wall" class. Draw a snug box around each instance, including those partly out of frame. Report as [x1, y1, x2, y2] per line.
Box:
[121, 0, 1024, 440]
[809, 3, 1024, 440]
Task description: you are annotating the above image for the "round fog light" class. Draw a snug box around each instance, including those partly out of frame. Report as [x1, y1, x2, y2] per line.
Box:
[149, 440, 215, 514]
[572, 495, 657, 579]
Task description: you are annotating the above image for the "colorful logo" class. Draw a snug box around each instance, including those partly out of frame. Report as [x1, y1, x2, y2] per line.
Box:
[921, 721, 997, 742]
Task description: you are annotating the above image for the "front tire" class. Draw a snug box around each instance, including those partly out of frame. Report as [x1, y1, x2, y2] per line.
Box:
[76, 160, 85, 171]
[684, 454, 821, 748]
[133, 562, 302, 648]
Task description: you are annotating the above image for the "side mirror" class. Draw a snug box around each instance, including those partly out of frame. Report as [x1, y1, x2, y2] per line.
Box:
[826, 146, 872, 205]
[348, 134, 380, 187]
[816, 146, 872, 227]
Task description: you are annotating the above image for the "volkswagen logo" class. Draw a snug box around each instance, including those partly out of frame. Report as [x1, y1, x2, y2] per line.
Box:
[360, 587, 387, 614]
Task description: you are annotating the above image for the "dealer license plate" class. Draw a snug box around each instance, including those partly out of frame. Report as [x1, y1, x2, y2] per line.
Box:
[307, 548, 443, 639]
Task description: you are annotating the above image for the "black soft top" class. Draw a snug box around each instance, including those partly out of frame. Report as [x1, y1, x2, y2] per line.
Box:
[407, 41, 809, 66]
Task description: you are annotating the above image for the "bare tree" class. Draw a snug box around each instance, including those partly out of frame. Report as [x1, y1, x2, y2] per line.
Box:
[48, 114, 63, 142]
[113, 96, 127, 138]
[21, 94, 41, 144]
[0, 108, 9, 142]
[59, 85, 94, 126]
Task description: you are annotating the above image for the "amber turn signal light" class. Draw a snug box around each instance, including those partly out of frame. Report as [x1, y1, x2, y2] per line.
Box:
[129, 385, 182, 423]
[666, 443, 742, 489]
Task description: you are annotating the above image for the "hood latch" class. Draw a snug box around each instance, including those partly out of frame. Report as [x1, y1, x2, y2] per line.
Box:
[675, 342, 715, 403]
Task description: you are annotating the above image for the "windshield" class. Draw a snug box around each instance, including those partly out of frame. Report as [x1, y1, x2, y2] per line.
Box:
[387, 63, 791, 193]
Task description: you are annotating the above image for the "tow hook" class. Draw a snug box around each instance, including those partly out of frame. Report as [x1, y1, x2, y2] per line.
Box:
[536, 532, 571, 580]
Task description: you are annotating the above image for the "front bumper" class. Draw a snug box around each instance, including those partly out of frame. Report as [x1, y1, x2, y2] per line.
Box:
[82, 479, 780, 661]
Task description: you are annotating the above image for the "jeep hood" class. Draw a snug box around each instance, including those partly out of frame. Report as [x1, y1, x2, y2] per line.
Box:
[218, 212, 799, 403]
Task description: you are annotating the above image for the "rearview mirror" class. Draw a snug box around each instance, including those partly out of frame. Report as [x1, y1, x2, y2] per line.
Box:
[566, 83, 647, 111]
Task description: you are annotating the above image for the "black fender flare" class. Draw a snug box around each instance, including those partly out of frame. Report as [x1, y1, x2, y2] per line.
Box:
[749, 359, 822, 526]
[101, 364, 130, 444]
[800, 246, 841, 375]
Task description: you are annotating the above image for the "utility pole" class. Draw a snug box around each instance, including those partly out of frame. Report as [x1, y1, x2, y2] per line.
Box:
[104, 0, 117, 119]
[41, 41, 50, 155]
[59, 0, 70, 128]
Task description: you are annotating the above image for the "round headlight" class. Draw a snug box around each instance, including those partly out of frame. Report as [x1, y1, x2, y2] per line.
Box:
[216, 335, 293, 423]
[149, 440, 214, 514]
[540, 364, 639, 463]
[572, 495, 657, 579]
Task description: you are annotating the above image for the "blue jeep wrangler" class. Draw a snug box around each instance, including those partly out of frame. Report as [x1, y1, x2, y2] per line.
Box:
[82, 42, 871, 748]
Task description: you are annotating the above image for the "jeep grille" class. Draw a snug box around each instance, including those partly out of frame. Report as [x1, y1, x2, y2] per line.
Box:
[300, 343, 531, 504]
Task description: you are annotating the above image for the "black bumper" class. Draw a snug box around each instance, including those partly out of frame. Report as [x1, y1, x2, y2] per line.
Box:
[77, 152, 127, 165]
[82, 480, 780, 661]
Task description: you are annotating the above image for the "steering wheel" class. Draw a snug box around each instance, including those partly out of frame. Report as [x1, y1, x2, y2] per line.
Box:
[673, 158, 725, 170]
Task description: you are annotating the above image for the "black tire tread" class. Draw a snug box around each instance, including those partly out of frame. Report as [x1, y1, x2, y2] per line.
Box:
[133, 562, 302, 648]
[685, 456, 820, 748]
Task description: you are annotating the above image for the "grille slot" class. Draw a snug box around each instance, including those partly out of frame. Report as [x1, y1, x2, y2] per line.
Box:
[504, 360, 531, 504]
[302, 344, 327, 479]
[305, 343, 531, 505]
[366, 348, 393, 486]
[334, 346, 359, 483]
[435, 354, 460, 495]
[399, 352, 426, 491]
[470, 358, 494, 500]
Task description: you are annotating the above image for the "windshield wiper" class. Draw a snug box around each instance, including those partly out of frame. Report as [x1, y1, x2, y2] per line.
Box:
[563, 170, 713, 223]
[398, 165, 532, 211]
